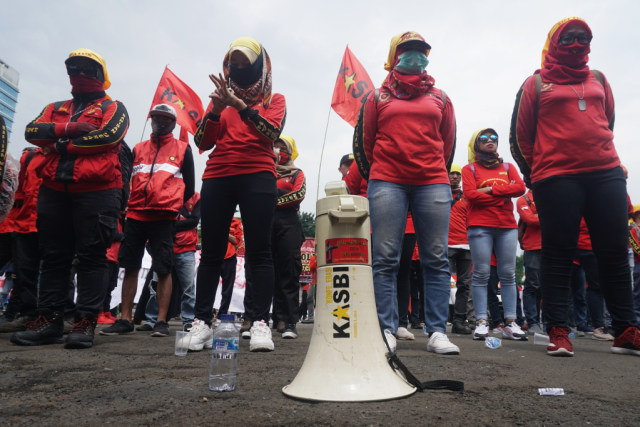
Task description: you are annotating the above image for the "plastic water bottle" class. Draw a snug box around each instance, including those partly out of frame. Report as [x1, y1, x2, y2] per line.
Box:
[209, 314, 239, 392]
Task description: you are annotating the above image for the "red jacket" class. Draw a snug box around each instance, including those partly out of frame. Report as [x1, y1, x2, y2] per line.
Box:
[345, 160, 367, 197]
[276, 170, 306, 210]
[127, 133, 188, 219]
[106, 217, 124, 263]
[174, 192, 201, 254]
[25, 96, 129, 192]
[354, 87, 456, 185]
[194, 94, 286, 179]
[516, 191, 541, 251]
[630, 224, 640, 263]
[577, 218, 592, 251]
[462, 162, 525, 229]
[3, 149, 45, 234]
[224, 217, 244, 259]
[510, 72, 618, 184]
[449, 189, 469, 245]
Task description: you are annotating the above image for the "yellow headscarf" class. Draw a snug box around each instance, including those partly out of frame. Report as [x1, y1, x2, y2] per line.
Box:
[66, 48, 111, 90]
[467, 128, 498, 164]
[279, 135, 299, 161]
[540, 16, 587, 67]
[384, 31, 431, 72]
[229, 37, 262, 64]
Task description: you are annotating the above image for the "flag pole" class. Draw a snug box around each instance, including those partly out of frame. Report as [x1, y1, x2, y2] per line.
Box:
[139, 118, 148, 143]
[316, 105, 332, 202]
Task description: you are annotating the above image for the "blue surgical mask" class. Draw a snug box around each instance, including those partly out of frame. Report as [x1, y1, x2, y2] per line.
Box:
[395, 51, 429, 75]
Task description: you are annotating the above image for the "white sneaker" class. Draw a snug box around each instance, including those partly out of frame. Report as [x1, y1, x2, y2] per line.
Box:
[383, 329, 397, 352]
[395, 326, 415, 341]
[473, 320, 489, 340]
[427, 332, 460, 355]
[187, 319, 213, 351]
[503, 322, 527, 340]
[249, 320, 274, 352]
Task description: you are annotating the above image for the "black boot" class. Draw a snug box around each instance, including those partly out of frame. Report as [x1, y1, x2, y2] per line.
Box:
[10, 312, 64, 346]
[451, 321, 473, 335]
[64, 316, 97, 349]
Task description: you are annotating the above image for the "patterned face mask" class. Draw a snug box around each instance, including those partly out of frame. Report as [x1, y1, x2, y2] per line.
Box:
[395, 51, 429, 75]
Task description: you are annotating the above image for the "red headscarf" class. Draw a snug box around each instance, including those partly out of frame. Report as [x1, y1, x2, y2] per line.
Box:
[540, 17, 592, 84]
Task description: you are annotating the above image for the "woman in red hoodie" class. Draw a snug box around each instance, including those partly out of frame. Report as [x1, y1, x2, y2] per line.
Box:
[463, 129, 526, 341]
[510, 17, 639, 357]
[191, 37, 286, 353]
[353, 31, 458, 355]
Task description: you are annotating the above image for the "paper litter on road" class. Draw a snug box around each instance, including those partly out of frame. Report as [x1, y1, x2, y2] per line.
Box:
[538, 388, 565, 396]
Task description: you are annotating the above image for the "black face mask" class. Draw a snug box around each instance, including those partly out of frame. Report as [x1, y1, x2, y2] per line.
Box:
[151, 118, 176, 136]
[229, 53, 263, 87]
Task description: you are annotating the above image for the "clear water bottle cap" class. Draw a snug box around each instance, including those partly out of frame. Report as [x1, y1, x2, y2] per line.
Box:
[220, 314, 235, 322]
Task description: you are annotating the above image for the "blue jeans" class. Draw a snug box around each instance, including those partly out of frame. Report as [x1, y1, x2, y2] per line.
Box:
[468, 227, 518, 321]
[368, 180, 451, 334]
[145, 251, 196, 326]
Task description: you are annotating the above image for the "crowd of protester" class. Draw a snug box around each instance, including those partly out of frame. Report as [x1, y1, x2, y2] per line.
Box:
[0, 17, 639, 359]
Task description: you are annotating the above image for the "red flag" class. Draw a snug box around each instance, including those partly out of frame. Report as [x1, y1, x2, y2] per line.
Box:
[150, 67, 204, 135]
[331, 47, 374, 127]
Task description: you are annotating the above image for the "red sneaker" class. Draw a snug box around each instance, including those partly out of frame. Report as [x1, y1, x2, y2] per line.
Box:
[547, 327, 574, 357]
[106, 312, 118, 322]
[97, 312, 116, 325]
[611, 326, 640, 356]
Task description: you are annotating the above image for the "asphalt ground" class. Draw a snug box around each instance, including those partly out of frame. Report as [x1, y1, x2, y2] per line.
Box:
[1, 321, 639, 426]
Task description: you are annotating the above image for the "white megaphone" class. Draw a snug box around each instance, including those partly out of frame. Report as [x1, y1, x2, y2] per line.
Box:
[282, 181, 416, 401]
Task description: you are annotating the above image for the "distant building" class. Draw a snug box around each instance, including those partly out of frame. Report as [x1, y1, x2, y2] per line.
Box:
[0, 59, 20, 138]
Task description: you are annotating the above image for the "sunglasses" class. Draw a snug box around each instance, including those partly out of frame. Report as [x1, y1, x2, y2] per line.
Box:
[478, 135, 498, 143]
[66, 64, 99, 78]
[558, 33, 592, 46]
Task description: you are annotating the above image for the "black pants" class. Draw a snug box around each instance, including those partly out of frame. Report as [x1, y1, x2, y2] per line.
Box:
[449, 247, 472, 323]
[36, 185, 120, 318]
[196, 173, 276, 324]
[10, 232, 40, 317]
[533, 167, 636, 335]
[398, 233, 415, 328]
[218, 255, 237, 315]
[271, 209, 303, 325]
[409, 259, 424, 324]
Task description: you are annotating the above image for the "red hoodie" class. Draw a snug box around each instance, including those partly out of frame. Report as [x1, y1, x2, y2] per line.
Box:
[516, 191, 541, 251]
[353, 87, 455, 185]
[462, 162, 525, 229]
[194, 94, 286, 179]
[449, 188, 469, 245]
[510, 72, 617, 184]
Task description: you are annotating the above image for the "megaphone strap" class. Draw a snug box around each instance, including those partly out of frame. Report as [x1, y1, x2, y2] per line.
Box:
[387, 353, 465, 393]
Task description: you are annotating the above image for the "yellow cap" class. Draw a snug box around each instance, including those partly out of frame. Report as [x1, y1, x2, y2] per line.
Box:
[633, 204, 640, 215]
[278, 135, 298, 161]
[449, 164, 462, 174]
[66, 48, 110, 90]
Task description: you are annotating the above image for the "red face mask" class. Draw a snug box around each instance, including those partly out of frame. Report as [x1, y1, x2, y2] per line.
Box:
[278, 152, 290, 165]
[70, 75, 105, 95]
[555, 41, 590, 68]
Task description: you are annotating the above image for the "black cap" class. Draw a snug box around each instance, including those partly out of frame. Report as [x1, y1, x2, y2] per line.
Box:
[340, 153, 354, 167]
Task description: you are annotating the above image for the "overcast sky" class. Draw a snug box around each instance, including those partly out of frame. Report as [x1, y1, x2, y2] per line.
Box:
[3, 0, 639, 215]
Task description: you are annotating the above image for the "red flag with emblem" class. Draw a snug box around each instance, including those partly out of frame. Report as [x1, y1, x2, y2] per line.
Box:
[150, 67, 204, 135]
[331, 47, 374, 127]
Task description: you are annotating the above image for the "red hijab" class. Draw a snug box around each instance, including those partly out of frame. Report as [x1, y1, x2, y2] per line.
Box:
[540, 18, 592, 84]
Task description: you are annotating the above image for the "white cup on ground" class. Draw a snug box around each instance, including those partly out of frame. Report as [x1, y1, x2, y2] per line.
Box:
[533, 332, 550, 346]
[175, 331, 191, 356]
